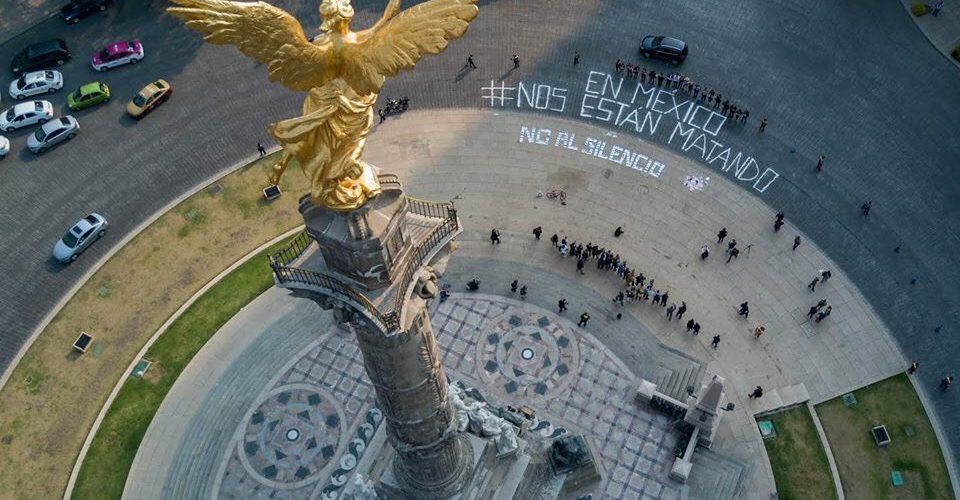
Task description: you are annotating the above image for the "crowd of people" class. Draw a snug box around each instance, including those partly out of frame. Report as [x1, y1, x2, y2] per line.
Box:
[614, 59, 752, 125]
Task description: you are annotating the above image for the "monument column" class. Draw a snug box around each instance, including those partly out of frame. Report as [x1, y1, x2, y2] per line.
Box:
[347, 286, 473, 498]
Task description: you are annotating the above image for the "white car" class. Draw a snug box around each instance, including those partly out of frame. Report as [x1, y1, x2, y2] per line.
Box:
[27, 116, 79, 153]
[9, 70, 63, 100]
[0, 100, 54, 132]
[53, 213, 108, 263]
[0, 135, 9, 158]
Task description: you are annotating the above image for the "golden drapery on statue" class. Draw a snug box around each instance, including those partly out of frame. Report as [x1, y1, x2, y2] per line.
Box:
[168, 0, 479, 211]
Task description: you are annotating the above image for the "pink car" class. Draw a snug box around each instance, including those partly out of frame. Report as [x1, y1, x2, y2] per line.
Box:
[91, 40, 144, 71]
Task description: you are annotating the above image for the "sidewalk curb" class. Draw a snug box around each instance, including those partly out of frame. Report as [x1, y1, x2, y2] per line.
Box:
[0, 148, 279, 393]
[62, 223, 303, 500]
[899, 0, 960, 71]
[807, 402, 846, 500]
[908, 374, 960, 500]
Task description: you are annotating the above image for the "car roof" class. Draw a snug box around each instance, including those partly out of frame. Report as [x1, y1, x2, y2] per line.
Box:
[661, 37, 686, 50]
[103, 42, 132, 56]
[11, 101, 43, 115]
[79, 82, 103, 94]
[24, 71, 54, 83]
[41, 116, 74, 132]
[139, 80, 168, 97]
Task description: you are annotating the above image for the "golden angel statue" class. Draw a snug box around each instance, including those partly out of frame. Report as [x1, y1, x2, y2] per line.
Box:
[168, 0, 479, 211]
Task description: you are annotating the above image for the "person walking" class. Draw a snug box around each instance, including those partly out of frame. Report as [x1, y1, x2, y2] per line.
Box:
[792, 235, 802, 251]
[519, 285, 527, 299]
[558, 298, 568, 313]
[532, 226, 542, 240]
[676, 302, 687, 320]
[660, 292, 669, 307]
[464, 54, 476, 69]
[686, 318, 696, 333]
[907, 362, 919, 375]
[738, 302, 749, 318]
[933, 0, 944, 15]
[257, 142, 267, 156]
[861, 201, 872, 216]
[940, 376, 954, 391]
[711, 335, 720, 349]
[717, 227, 728, 243]
[759, 117, 768, 133]
[550, 233, 559, 247]
[666, 304, 676, 320]
[774, 211, 785, 232]
[652, 290, 661, 305]
[700, 245, 710, 260]
[378, 108, 387, 123]
[510, 279, 518, 293]
[807, 276, 820, 291]
[573, 51, 580, 65]
[815, 305, 832, 323]
[727, 239, 738, 253]
[576, 258, 585, 274]
[754, 325, 765, 338]
[727, 247, 740, 263]
[511, 54, 520, 69]
[693, 322, 701, 335]
[749, 386, 764, 399]
[807, 305, 819, 318]
[820, 269, 832, 283]
[816, 155, 825, 172]
[490, 228, 501, 245]
[578, 312, 590, 327]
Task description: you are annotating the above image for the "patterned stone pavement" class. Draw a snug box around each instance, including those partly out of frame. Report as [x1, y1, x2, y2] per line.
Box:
[167, 293, 743, 500]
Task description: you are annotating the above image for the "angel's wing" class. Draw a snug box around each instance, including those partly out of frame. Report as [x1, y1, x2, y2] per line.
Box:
[168, 0, 329, 92]
[343, 0, 478, 95]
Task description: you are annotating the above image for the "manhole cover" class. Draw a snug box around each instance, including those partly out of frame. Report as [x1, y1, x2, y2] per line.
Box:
[842, 393, 857, 407]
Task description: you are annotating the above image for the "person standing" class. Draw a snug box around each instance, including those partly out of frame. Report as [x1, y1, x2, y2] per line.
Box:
[774, 211, 785, 232]
[465, 54, 476, 69]
[693, 322, 701, 335]
[661, 291, 670, 306]
[754, 325, 765, 338]
[490, 228, 501, 245]
[727, 239, 738, 253]
[808, 276, 820, 291]
[726, 247, 740, 263]
[614, 226, 624, 237]
[933, 0, 944, 15]
[711, 335, 721, 349]
[700, 245, 710, 260]
[519, 285, 527, 299]
[861, 201, 872, 216]
[717, 227, 728, 243]
[257, 142, 267, 156]
[558, 298, 568, 313]
[815, 305, 832, 323]
[907, 362, 919, 374]
[576, 258, 585, 274]
[510, 280, 518, 293]
[807, 305, 819, 318]
[666, 304, 676, 320]
[820, 269, 832, 283]
[532, 226, 542, 240]
[511, 54, 520, 69]
[816, 155, 825, 172]
[738, 302, 750, 318]
[793, 235, 802, 251]
[759, 117, 768, 133]
[676, 302, 687, 320]
[550, 233, 559, 247]
[578, 312, 590, 327]
[686, 318, 696, 333]
[573, 51, 580, 65]
[749, 386, 764, 399]
[940, 376, 954, 391]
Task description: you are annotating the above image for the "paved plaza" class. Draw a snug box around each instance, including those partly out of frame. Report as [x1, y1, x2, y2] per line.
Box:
[125, 110, 928, 499]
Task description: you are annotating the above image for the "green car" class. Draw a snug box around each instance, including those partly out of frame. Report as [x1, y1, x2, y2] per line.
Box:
[67, 82, 110, 111]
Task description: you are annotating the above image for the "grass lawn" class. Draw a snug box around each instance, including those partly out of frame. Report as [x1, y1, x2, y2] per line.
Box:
[0, 154, 308, 500]
[762, 406, 837, 500]
[816, 373, 953, 500]
[72, 234, 298, 499]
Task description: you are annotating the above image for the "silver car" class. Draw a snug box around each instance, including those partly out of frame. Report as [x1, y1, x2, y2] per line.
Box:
[53, 213, 108, 263]
[0, 100, 53, 131]
[0, 135, 9, 157]
[27, 115, 78, 153]
[9, 70, 63, 100]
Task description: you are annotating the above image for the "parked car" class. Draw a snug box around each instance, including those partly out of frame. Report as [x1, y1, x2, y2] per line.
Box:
[9, 70, 63, 100]
[10, 39, 71, 74]
[639, 35, 688, 64]
[27, 115, 79, 153]
[53, 213, 108, 263]
[92, 40, 144, 71]
[0, 100, 54, 131]
[67, 81, 110, 111]
[126, 79, 171, 118]
[0, 135, 8, 157]
[61, 0, 112, 24]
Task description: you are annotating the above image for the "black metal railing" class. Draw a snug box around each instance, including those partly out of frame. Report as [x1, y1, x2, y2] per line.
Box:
[270, 197, 459, 333]
[270, 231, 312, 267]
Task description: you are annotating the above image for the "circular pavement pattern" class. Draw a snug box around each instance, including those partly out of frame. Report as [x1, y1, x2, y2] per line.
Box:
[239, 385, 345, 486]
[477, 309, 580, 402]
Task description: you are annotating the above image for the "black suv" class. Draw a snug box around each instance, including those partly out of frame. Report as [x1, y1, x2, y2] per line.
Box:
[60, 0, 112, 24]
[10, 39, 71, 74]
[640, 36, 689, 65]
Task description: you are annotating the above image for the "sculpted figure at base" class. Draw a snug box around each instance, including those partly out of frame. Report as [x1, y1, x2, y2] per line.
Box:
[169, 0, 479, 211]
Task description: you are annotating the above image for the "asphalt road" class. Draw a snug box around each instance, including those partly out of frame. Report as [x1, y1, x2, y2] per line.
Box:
[0, 0, 957, 462]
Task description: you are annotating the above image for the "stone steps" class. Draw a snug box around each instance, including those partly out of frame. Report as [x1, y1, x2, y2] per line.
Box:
[654, 348, 706, 402]
[687, 447, 748, 500]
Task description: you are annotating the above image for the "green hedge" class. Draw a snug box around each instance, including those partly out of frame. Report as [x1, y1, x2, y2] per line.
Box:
[911, 3, 931, 16]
